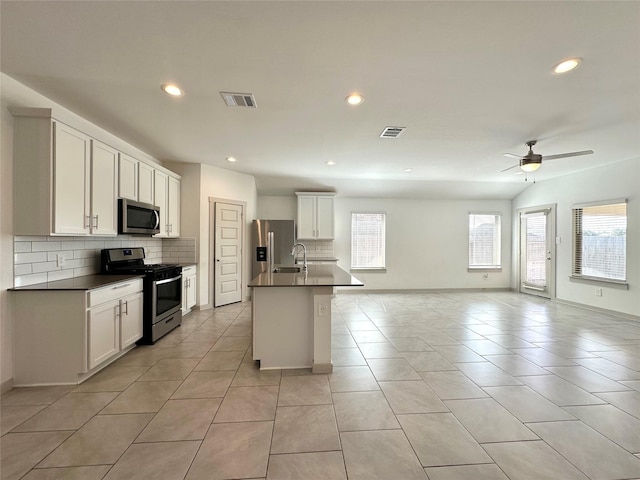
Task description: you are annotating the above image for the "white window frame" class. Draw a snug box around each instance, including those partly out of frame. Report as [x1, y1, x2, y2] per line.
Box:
[351, 212, 386, 271]
[468, 212, 502, 271]
[571, 199, 627, 286]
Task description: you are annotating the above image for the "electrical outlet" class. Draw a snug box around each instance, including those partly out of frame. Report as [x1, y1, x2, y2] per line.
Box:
[483, 273, 489, 280]
[318, 303, 328, 316]
[56, 254, 66, 267]
[595, 288, 603, 297]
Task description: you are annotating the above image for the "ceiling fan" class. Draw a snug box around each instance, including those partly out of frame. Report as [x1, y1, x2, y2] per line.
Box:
[501, 140, 594, 173]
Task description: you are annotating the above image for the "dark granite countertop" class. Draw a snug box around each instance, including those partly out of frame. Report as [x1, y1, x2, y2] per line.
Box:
[10, 274, 145, 291]
[249, 264, 363, 288]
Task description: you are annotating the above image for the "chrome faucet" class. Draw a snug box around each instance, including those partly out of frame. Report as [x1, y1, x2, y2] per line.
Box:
[291, 243, 308, 271]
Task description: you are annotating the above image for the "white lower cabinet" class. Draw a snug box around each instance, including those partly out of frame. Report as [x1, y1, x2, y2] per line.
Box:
[120, 292, 144, 348]
[182, 265, 197, 314]
[12, 278, 143, 385]
[88, 300, 120, 370]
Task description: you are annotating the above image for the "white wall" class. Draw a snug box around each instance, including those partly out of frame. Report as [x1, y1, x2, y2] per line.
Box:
[1, 97, 15, 389]
[258, 195, 513, 291]
[168, 162, 258, 306]
[512, 158, 640, 317]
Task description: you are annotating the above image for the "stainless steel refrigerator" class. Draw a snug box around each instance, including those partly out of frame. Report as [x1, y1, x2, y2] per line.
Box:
[251, 219, 296, 278]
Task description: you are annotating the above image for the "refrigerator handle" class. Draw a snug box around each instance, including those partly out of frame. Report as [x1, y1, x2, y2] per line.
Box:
[268, 231, 274, 273]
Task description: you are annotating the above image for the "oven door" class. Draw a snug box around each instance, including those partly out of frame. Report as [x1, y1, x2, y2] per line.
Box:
[152, 275, 182, 321]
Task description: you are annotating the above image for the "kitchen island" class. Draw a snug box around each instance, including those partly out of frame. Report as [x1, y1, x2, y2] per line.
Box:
[249, 264, 363, 372]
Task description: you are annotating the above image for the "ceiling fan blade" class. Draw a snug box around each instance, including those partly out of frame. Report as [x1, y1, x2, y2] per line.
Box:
[541, 150, 594, 160]
[500, 163, 520, 172]
[503, 153, 524, 159]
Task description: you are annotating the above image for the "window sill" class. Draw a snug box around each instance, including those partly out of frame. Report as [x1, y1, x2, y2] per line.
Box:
[569, 275, 629, 290]
[350, 268, 387, 274]
[468, 267, 502, 273]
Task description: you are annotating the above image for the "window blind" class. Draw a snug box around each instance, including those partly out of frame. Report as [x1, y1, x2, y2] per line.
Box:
[351, 213, 385, 269]
[572, 201, 626, 281]
[468, 213, 501, 268]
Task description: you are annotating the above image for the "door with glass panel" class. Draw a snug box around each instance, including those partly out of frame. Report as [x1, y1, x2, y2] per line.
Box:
[519, 207, 555, 299]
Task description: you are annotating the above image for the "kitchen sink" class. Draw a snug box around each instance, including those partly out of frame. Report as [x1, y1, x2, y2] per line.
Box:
[273, 266, 302, 273]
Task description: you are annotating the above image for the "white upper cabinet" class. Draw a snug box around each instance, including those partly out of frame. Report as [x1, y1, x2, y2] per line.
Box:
[11, 107, 178, 237]
[154, 170, 180, 237]
[118, 153, 138, 201]
[90, 140, 118, 235]
[52, 122, 91, 235]
[138, 162, 155, 205]
[296, 192, 335, 240]
[168, 175, 180, 237]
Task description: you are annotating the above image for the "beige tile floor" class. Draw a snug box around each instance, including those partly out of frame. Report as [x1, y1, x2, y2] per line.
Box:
[2, 291, 640, 480]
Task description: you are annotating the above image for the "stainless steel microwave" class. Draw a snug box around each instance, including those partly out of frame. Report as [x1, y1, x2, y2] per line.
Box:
[118, 199, 160, 235]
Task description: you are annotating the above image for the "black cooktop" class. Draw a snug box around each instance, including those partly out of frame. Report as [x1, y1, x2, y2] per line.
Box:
[101, 247, 181, 278]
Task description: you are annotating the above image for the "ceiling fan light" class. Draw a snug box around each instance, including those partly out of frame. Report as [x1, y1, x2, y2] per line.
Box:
[520, 162, 541, 173]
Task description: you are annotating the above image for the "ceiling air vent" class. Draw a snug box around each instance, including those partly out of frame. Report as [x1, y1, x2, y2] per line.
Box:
[379, 126, 405, 138]
[220, 92, 257, 108]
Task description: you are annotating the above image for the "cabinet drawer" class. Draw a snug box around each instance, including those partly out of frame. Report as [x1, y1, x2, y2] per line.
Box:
[88, 278, 143, 307]
[182, 265, 196, 275]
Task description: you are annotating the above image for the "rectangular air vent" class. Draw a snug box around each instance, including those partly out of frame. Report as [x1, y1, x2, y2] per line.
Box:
[379, 126, 405, 138]
[220, 92, 257, 108]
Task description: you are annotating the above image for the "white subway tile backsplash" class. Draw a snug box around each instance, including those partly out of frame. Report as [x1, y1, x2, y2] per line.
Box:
[47, 269, 75, 282]
[31, 241, 62, 252]
[15, 273, 48, 287]
[31, 261, 59, 274]
[14, 242, 32, 253]
[13, 235, 195, 286]
[14, 264, 31, 276]
[15, 252, 48, 264]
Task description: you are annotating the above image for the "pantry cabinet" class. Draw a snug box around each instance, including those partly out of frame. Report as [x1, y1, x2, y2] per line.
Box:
[296, 192, 335, 240]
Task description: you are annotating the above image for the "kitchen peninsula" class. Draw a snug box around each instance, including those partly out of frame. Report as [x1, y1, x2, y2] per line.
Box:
[249, 264, 363, 372]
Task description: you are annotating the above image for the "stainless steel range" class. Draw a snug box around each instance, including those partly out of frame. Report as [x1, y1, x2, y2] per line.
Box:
[101, 247, 182, 344]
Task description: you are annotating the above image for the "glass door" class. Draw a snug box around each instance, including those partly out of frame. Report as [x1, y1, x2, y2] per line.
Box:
[519, 208, 554, 299]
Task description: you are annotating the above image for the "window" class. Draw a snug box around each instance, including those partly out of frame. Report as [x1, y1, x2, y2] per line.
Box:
[468, 213, 501, 269]
[351, 212, 385, 269]
[572, 200, 627, 282]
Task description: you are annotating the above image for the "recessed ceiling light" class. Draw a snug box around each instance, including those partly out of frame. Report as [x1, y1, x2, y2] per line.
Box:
[345, 94, 364, 106]
[326, 160, 336, 166]
[161, 83, 184, 96]
[226, 157, 237, 163]
[551, 57, 582, 75]
[404, 168, 412, 172]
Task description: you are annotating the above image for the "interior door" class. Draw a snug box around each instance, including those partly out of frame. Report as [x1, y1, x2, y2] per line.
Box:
[214, 202, 243, 307]
[519, 208, 554, 299]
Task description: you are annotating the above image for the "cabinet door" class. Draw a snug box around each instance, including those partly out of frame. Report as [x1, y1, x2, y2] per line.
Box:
[88, 301, 119, 370]
[120, 292, 143, 348]
[118, 153, 138, 200]
[186, 273, 197, 309]
[297, 196, 316, 239]
[53, 122, 90, 235]
[315, 196, 334, 239]
[168, 176, 180, 237]
[90, 140, 118, 236]
[154, 170, 169, 236]
[138, 162, 155, 205]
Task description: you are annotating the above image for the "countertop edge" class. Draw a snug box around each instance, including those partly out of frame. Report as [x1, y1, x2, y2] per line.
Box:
[9, 273, 145, 291]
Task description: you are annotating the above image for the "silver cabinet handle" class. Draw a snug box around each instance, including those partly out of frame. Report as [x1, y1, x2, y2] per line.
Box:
[112, 283, 131, 290]
[123, 300, 128, 315]
[93, 215, 99, 229]
[85, 215, 91, 228]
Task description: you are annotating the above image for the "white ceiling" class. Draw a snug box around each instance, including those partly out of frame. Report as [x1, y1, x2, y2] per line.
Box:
[1, 1, 638, 199]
